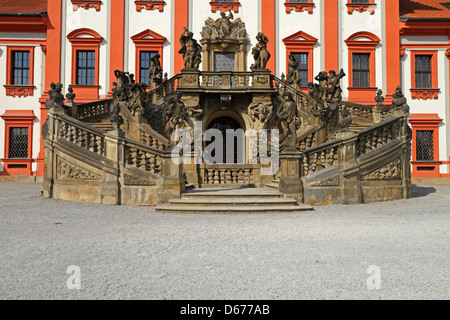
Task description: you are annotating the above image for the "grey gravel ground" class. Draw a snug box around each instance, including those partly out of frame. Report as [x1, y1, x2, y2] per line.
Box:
[0, 182, 449, 300]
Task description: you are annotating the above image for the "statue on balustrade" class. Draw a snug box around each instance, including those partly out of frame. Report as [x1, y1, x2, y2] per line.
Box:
[250, 32, 271, 70]
[392, 86, 410, 114]
[111, 105, 124, 131]
[375, 89, 385, 108]
[149, 53, 163, 85]
[112, 70, 133, 101]
[129, 82, 147, 117]
[287, 54, 301, 87]
[276, 91, 298, 148]
[45, 82, 65, 109]
[179, 27, 202, 69]
[326, 69, 346, 103]
[164, 93, 188, 138]
[337, 107, 352, 133]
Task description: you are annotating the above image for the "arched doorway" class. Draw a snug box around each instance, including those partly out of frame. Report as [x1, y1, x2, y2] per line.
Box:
[206, 117, 244, 164]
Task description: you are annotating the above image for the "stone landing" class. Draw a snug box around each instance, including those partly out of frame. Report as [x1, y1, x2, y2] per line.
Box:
[155, 188, 314, 214]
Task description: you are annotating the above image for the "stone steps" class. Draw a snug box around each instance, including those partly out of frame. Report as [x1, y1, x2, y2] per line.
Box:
[155, 188, 313, 214]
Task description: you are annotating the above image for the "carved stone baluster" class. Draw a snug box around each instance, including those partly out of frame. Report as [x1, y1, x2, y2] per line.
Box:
[303, 156, 309, 176]
[244, 169, 250, 184]
[95, 136, 103, 155]
[219, 169, 225, 184]
[207, 169, 213, 184]
[225, 169, 232, 184]
[213, 169, 220, 184]
[88, 133, 96, 152]
[148, 154, 156, 173]
[238, 169, 244, 184]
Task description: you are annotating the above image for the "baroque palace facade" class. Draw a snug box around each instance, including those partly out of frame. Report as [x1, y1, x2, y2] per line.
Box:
[0, 0, 449, 180]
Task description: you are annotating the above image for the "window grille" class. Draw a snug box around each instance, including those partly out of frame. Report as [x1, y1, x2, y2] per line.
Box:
[140, 51, 157, 85]
[416, 130, 434, 161]
[9, 127, 29, 159]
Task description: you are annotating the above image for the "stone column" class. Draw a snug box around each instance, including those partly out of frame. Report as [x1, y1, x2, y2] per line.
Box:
[336, 132, 361, 204]
[279, 151, 303, 202]
[159, 153, 185, 203]
[101, 130, 125, 205]
[42, 107, 65, 198]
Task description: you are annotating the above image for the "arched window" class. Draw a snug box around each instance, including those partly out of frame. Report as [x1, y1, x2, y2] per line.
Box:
[67, 28, 104, 99]
[283, 31, 318, 88]
[131, 29, 167, 84]
[345, 31, 380, 104]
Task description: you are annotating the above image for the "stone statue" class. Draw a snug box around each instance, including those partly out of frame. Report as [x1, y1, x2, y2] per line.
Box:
[248, 102, 273, 130]
[201, 12, 247, 41]
[392, 86, 410, 113]
[164, 93, 187, 138]
[65, 85, 76, 103]
[315, 71, 329, 101]
[179, 27, 202, 69]
[287, 54, 300, 87]
[276, 91, 297, 147]
[251, 32, 271, 70]
[45, 82, 65, 109]
[111, 105, 124, 131]
[337, 107, 352, 132]
[375, 89, 385, 107]
[112, 70, 132, 101]
[149, 53, 163, 85]
[129, 82, 147, 116]
[215, 11, 234, 39]
[326, 69, 345, 103]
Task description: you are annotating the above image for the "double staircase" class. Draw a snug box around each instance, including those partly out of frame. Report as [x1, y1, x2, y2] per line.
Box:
[155, 187, 313, 214]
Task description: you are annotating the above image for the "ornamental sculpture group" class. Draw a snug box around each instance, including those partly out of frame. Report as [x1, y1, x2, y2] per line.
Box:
[44, 19, 410, 152]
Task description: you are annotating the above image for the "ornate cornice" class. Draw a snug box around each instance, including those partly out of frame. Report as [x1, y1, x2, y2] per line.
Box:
[135, 1, 165, 12]
[284, 2, 314, 14]
[3, 85, 35, 98]
[71, 1, 102, 11]
[346, 3, 376, 15]
[210, 1, 240, 13]
[410, 88, 440, 100]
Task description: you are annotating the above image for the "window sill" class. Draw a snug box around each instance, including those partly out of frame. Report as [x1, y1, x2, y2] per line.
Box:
[210, 1, 240, 13]
[284, 2, 314, 14]
[135, 1, 165, 12]
[410, 88, 439, 100]
[71, 1, 102, 11]
[4, 85, 35, 98]
[346, 3, 376, 15]
[0, 159, 33, 176]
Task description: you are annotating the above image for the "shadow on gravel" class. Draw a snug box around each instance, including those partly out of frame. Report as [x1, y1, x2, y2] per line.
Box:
[412, 185, 436, 198]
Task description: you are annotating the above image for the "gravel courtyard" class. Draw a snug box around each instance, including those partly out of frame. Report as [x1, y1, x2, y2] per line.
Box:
[0, 182, 448, 300]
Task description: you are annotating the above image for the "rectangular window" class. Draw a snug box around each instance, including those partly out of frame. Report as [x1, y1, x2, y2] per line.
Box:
[9, 127, 29, 159]
[76, 50, 95, 85]
[416, 130, 434, 161]
[352, 53, 370, 87]
[415, 55, 432, 89]
[11, 51, 30, 85]
[140, 51, 157, 85]
[351, 0, 369, 3]
[291, 53, 308, 87]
